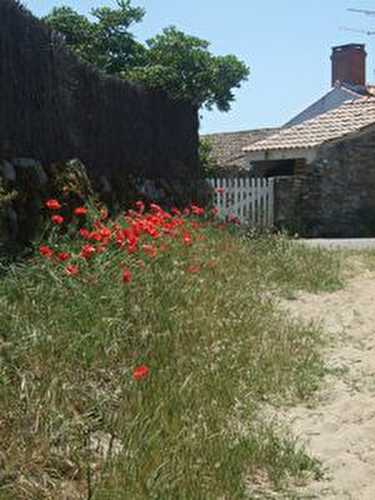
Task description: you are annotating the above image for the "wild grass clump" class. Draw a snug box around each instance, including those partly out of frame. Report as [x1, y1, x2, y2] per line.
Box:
[245, 230, 344, 295]
[0, 200, 338, 499]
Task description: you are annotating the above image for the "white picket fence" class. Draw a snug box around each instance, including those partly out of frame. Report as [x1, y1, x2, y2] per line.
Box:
[207, 177, 274, 227]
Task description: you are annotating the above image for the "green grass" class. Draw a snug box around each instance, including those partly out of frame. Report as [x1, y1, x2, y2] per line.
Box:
[0, 212, 342, 499]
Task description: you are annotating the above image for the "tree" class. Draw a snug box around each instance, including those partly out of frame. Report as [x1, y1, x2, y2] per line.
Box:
[44, 1, 249, 112]
[43, 1, 146, 74]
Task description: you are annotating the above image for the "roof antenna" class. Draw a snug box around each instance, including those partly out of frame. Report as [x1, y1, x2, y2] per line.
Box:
[339, 26, 375, 36]
[347, 8, 375, 16]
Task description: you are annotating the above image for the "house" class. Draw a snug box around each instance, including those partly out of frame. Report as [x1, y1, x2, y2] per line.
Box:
[241, 43, 375, 236]
[244, 97, 375, 177]
[204, 44, 374, 174]
[244, 96, 375, 237]
[201, 128, 277, 174]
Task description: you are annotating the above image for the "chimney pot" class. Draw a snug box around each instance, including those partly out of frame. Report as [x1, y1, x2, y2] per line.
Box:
[331, 43, 366, 87]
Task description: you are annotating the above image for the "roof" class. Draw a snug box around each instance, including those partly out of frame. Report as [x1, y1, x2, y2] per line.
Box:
[244, 97, 375, 153]
[283, 83, 367, 128]
[201, 128, 277, 169]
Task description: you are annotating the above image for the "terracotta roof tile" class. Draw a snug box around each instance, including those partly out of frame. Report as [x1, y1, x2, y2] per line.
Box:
[201, 128, 277, 168]
[244, 97, 375, 153]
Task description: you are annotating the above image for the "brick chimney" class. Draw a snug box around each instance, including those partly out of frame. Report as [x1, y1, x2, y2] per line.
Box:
[331, 43, 366, 87]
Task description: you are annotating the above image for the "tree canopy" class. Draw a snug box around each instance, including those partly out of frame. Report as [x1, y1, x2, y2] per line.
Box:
[44, 0, 249, 112]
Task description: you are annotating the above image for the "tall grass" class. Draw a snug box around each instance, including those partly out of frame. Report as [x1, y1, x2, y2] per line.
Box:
[0, 205, 341, 499]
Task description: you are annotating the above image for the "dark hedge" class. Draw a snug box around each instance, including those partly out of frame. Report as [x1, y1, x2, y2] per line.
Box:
[0, 0, 199, 179]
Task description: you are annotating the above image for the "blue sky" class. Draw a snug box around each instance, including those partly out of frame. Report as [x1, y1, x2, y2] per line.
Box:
[25, 0, 375, 133]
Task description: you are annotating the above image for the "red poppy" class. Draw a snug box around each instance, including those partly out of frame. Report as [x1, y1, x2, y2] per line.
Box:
[65, 264, 79, 276]
[187, 265, 200, 274]
[150, 203, 162, 214]
[135, 201, 145, 213]
[128, 243, 138, 254]
[79, 228, 90, 239]
[182, 232, 192, 246]
[122, 268, 132, 284]
[191, 205, 205, 216]
[89, 231, 102, 242]
[142, 244, 157, 258]
[57, 252, 70, 262]
[171, 207, 181, 217]
[45, 199, 61, 210]
[228, 213, 241, 225]
[80, 244, 96, 259]
[211, 207, 219, 216]
[39, 245, 54, 258]
[96, 245, 107, 254]
[132, 364, 150, 381]
[74, 206, 88, 217]
[215, 187, 225, 195]
[99, 227, 111, 239]
[100, 207, 109, 220]
[51, 215, 64, 225]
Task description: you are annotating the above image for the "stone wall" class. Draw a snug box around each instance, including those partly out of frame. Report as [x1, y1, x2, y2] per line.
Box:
[0, 158, 93, 250]
[0, 157, 211, 252]
[273, 124, 375, 237]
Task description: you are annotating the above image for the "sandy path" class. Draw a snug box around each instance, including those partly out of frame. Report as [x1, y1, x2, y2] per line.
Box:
[281, 265, 375, 499]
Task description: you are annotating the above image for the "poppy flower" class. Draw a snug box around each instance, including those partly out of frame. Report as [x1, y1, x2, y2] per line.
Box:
[122, 268, 132, 284]
[228, 214, 241, 225]
[80, 244, 96, 259]
[51, 214, 64, 225]
[79, 228, 90, 240]
[171, 207, 181, 217]
[39, 245, 54, 258]
[128, 243, 138, 254]
[182, 232, 192, 246]
[57, 252, 70, 262]
[96, 245, 107, 254]
[211, 207, 219, 216]
[150, 203, 162, 214]
[132, 365, 150, 381]
[187, 265, 200, 274]
[99, 227, 111, 239]
[74, 206, 88, 217]
[45, 199, 61, 210]
[191, 205, 205, 216]
[65, 264, 79, 276]
[100, 207, 109, 220]
[135, 201, 145, 213]
[142, 244, 157, 258]
[215, 187, 225, 195]
[89, 232, 102, 242]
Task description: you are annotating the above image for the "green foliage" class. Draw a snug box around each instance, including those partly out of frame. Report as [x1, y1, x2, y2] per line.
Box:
[44, 1, 249, 111]
[198, 137, 217, 177]
[44, 1, 146, 74]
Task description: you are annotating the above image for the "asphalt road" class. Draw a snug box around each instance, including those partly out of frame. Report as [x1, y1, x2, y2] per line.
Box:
[299, 239, 375, 250]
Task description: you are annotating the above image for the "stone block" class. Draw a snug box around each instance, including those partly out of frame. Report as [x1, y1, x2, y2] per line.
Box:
[0, 160, 16, 182]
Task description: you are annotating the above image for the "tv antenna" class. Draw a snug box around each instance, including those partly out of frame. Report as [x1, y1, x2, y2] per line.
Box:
[347, 8, 375, 16]
[341, 8, 375, 36]
[340, 26, 375, 36]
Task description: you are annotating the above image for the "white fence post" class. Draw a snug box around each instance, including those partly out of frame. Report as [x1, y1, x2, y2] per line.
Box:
[207, 176, 275, 228]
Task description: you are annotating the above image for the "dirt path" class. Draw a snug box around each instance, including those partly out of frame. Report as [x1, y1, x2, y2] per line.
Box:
[282, 263, 375, 499]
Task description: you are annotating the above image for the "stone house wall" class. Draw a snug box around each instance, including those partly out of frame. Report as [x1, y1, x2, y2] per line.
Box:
[274, 124, 375, 237]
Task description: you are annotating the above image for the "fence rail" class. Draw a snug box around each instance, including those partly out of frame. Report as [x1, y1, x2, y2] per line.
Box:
[207, 177, 274, 227]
